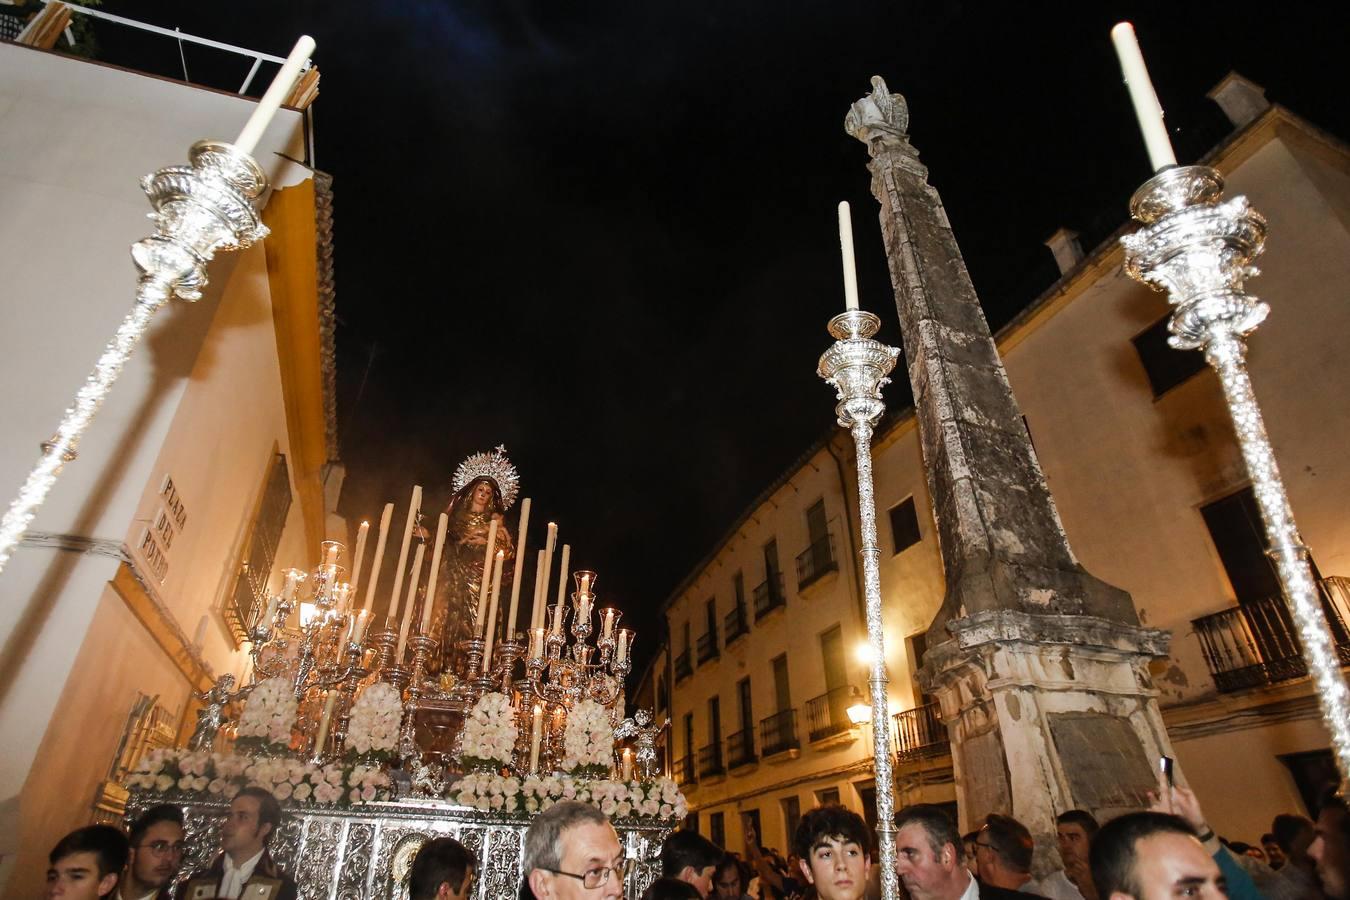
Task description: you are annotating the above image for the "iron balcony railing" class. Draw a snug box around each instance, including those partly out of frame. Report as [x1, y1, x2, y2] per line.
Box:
[1192, 577, 1350, 693]
[753, 573, 786, 620]
[674, 649, 693, 682]
[894, 702, 947, 761]
[795, 532, 838, 590]
[759, 708, 799, 756]
[727, 727, 756, 768]
[805, 685, 856, 742]
[696, 629, 720, 664]
[724, 605, 750, 645]
[673, 754, 696, 787]
[697, 742, 725, 778]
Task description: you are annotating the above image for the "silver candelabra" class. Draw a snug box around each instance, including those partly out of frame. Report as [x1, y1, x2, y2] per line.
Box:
[818, 308, 901, 900]
[1121, 165, 1350, 791]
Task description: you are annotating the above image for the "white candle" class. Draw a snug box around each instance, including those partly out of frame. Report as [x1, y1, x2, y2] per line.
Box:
[313, 689, 337, 758]
[602, 608, 616, 641]
[396, 542, 425, 661]
[323, 542, 340, 567]
[622, 748, 634, 781]
[539, 524, 558, 627]
[361, 504, 393, 615]
[475, 517, 500, 634]
[531, 549, 547, 631]
[387, 486, 422, 623]
[333, 583, 352, 614]
[530, 705, 543, 772]
[234, 36, 317, 156]
[579, 594, 591, 627]
[554, 543, 571, 608]
[617, 629, 632, 665]
[528, 627, 546, 661]
[506, 498, 532, 639]
[481, 551, 506, 672]
[352, 610, 371, 645]
[421, 513, 449, 635]
[349, 520, 370, 597]
[283, 568, 303, 600]
[550, 600, 566, 637]
[838, 200, 860, 311]
[1110, 22, 1178, 172]
[259, 593, 281, 633]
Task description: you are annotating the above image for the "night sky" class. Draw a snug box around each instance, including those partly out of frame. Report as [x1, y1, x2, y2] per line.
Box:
[92, 3, 1348, 674]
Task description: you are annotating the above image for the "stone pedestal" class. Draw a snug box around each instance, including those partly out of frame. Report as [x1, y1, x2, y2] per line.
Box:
[845, 76, 1176, 866]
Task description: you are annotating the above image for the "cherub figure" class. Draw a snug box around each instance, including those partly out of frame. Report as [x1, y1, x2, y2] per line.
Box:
[188, 674, 252, 752]
[613, 709, 669, 780]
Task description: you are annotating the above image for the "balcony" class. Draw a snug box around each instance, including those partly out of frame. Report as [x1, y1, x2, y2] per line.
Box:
[1192, 578, 1350, 693]
[674, 649, 693, 683]
[753, 573, 786, 620]
[697, 742, 725, 779]
[727, 727, 757, 768]
[724, 605, 750, 645]
[759, 709, 800, 757]
[805, 685, 857, 743]
[696, 629, 720, 664]
[795, 533, 838, 590]
[673, 754, 696, 787]
[894, 702, 947, 762]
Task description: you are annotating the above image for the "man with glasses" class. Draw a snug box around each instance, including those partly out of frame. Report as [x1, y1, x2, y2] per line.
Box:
[119, 805, 186, 900]
[524, 800, 627, 900]
[410, 836, 477, 900]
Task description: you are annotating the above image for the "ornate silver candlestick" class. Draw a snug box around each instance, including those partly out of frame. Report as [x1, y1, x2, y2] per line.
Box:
[0, 141, 271, 576]
[1122, 165, 1350, 790]
[818, 308, 901, 900]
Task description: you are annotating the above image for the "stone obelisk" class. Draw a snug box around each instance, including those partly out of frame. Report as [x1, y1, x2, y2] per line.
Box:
[846, 77, 1174, 867]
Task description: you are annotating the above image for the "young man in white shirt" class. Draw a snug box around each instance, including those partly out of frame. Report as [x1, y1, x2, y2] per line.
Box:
[181, 787, 297, 900]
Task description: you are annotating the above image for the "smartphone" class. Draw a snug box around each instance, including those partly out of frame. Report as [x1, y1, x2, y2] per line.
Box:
[1159, 755, 1174, 787]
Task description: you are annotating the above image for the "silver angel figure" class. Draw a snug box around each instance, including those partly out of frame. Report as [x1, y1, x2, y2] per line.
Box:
[188, 674, 252, 752]
[614, 709, 669, 780]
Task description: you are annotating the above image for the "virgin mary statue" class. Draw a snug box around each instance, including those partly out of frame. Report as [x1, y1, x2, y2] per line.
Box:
[433, 447, 518, 674]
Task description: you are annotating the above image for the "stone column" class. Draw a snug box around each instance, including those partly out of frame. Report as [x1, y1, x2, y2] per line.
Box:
[845, 77, 1175, 867]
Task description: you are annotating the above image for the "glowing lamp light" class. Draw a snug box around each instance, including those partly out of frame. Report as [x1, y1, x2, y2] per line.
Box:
[854, 642, 877, 666]
[847, 701, 872, 725]
[299, 601, 319, 627]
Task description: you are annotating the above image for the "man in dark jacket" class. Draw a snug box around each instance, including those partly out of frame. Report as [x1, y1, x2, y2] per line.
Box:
[179, 788, 296, 900]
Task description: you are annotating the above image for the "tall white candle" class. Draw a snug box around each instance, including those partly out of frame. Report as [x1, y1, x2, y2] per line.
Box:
[259, 593, 281, 633]
[396, 542, 425, 661]
[602, 608, 616, 641]
[838, 200, 860, 311]
[1110, 22, 1178, 172]
[530, 704, 543, 772]
[554, 543, 571, 608]
[361, 504, 393, 615]
[531, 549, 547, 631]
[313, 689, 337, 758]
[550, 599, 566, 637]
[349, 520, 370, 597]
[421, 513, 449, 635]
[622, 748, 634, 781]
[481, 550, 506, 671]
[351, 609, 371, 645]
[506, 498, 531, 639]
[388, 486, 422, 623]
[474, 517, 500, 634]
[617, 628, 632, 665]
[539, 524, 558, 627]
[234, 36, 317, 156]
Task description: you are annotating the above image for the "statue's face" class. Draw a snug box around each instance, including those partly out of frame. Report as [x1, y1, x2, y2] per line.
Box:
[470, 481, 493, 512]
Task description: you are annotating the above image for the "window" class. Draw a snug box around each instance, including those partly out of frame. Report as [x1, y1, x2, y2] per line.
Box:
[684, 713, 695, 756]
[657, 676, 668, 713]
[709, 696, 722, 746]
[907, 632, 930, 701]
[734, 572, 746, 610]
[815, 787, 841, 807]
[781, 796, 802, 848]
[738, 678, 754, 733]
[1200, 486, 1283, 603]
[806, 499, 828, 544]
[742, 809, 762, 846]
[227, 453, 292, 641]
[1133, 314, 1206, 397]
[710, 812, 725, 848]
[772, 654, 791, 712]
[764, 539, 781, 578]
[889, 497, 921, 555]
[856, 785, 878, 839]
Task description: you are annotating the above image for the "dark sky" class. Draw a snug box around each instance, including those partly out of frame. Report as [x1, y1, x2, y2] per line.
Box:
[94, 2, 1348, 674]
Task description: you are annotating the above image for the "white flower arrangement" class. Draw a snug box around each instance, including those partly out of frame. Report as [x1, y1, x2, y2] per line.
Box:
[346, 681, 403, 760]
[125, 747, 390, 807]
[561, 699, 613, 775]
[460, 692, 518, 769]
[235, 677, 298, 753]
[444, 773, 688, 822]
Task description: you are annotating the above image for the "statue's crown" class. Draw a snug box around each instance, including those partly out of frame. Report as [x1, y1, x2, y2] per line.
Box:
[452, 445, 521, 510]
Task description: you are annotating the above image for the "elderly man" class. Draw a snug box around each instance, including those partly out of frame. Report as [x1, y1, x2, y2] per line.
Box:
[118, 804, 185, 900]
[1089, 812, 1225, 900]
[525, 801, 627, 900]
[411, 836, 477, 900]
[1310, 789, 1349, 900]
[181, 787, 297, 900]
[46, 825, 129, 900]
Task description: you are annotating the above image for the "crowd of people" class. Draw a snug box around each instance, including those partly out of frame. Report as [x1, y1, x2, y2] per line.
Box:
[42, 777, 1349, 900]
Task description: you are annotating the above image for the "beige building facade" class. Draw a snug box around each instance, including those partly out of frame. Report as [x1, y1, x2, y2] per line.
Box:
[662, 84, 1350, 853]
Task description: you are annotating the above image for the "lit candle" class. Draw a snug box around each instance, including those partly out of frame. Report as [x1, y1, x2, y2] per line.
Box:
[528, 627, 546, 661]
[530, 704, 543, 772]
[622, 748, 634, 781]
[1110, 22, 1178, 172]
[578, 571, 592, 598]
[283, 568, 304, 600]
[838, 200, 860, 311]
[616, 628, 632, 665]
[602, 608, 616, 641]
[550, 599, 566, 637]
[361, 503, 393, 615]
[539, 524, 558, 628]
[481, 550, 506, 672]
[313, 689, 338, 758]
[333, 583, 352, 614]
[258, 593, 281, 633]
[396, 541, 425, 661]
[349, 520, 370, 597]
[351, 609, 371, 645]
[234, 36, 317, 156]
[421, 513, 449, 635]
[475, 517, 500, 633]
[322, 542, 340, 567]
[531, 549, 547, 631]
[506, 498, 532, 639]
[579, 594, 591, 626]
[387, 486, 422, 623]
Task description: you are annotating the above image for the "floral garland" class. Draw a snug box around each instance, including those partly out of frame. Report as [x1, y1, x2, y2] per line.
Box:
[448, 772, 687, 821]
[459, 692, 518, 770]
[561, 698, 612, 777]
[234, 676, 298, 755]
[125, 748, 390, 806]
[346, 681, 403, 761]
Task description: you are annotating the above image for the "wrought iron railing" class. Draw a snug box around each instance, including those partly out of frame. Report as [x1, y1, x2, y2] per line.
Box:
[893, 702, 947, 761]
[697, 742, 725, 778]
[727, 727, 756, 768]
[760, 709, 799, 756]
[796, 533, 838, 590]
[673, 754, 696, 787]
[805, 685, 856, 742]
[725, 605, 750, 644]
[697, 629, 720, 664]
[753, 573, 786, 620]
[1192, 577, 1350, 693]
[674, 650, 692, 682]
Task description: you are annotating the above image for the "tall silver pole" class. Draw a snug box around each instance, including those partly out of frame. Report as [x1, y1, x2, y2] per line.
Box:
[1122, 165, 1350, 792]
[819, 309, 901, 900]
